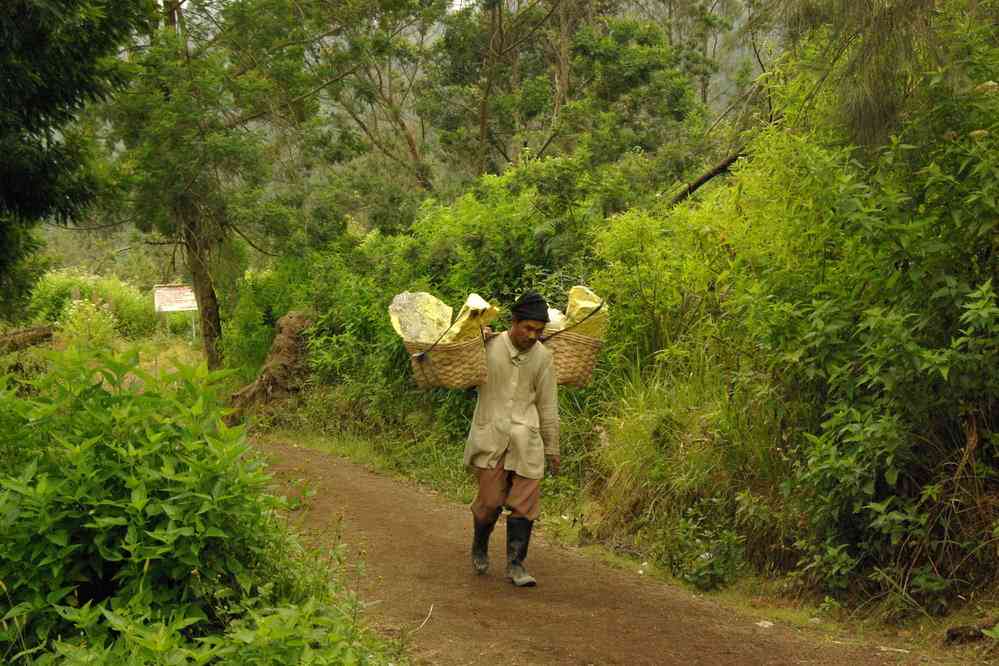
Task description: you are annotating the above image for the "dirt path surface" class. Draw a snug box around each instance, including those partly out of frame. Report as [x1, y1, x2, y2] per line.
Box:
[262, 442, 929, 666]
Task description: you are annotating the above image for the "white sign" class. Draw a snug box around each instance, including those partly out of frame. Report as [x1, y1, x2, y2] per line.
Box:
[154, 284, 199, 313]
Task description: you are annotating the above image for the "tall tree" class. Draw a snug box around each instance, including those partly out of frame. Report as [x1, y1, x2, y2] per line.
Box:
[423, 0, 573, 177]
[747, 0, 999, 145]
[323, 1, 448, 193]
[103, 0, 361, 367]
[631, 0, 746, 105]
[425, 5, 703, 175]
[0, 0, 154, 319]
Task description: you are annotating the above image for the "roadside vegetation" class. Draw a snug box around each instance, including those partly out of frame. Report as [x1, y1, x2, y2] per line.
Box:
[0, 340, 399, 663]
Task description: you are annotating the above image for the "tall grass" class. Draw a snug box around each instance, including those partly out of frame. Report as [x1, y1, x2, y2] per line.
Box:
[584, 332, 792, 581]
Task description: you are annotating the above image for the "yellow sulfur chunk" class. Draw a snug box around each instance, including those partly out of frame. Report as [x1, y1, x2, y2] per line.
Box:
[441, 293, 499, 343]
[564, 286, 608, 339]
[389, 292, 453, 344]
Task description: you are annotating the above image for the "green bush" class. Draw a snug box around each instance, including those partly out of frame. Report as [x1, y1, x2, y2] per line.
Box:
[0, 349, 391, 663]
[29, 271, 157, 339]
[603, 61, 997, 605]
[221, 268, 298, 381]
[668, 503, 746, 592]
[0, 376, 29, 471]
[59, 299, 118, 349]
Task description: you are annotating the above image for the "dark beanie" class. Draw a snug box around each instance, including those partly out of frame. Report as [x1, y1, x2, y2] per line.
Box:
[511, 291, 549, 322]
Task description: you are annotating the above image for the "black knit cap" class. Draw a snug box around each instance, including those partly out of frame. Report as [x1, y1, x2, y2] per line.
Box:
[511, 291, 550, 323]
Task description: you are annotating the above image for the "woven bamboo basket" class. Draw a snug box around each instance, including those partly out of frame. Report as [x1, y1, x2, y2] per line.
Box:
[404, 336, 487, 389]
[542, 330, 603, 388]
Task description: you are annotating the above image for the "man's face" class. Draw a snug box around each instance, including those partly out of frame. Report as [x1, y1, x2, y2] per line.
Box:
[509, 318, 546, 352]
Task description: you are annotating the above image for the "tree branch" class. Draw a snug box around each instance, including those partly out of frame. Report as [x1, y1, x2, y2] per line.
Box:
[669, 150, 744, 206]
[225, 64, 363, 129]
[44, 219, 130, 231]
[487, 130, 512, 164]
[704, 82, 760, 136]
[228, 223, 279, 257]
[750, 35, 774, 122]
[535, 124, 562, 159]
[501, 0, 561, 56]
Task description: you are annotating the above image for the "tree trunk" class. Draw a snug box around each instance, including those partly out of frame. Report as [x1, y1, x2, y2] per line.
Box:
[553, 0, 570, 122]
[182, 218, 223, 369]
[228, 311, 312, 424]
[477, 4, 502, 174]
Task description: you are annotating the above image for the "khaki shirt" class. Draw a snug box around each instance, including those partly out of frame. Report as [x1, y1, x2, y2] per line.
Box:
[463, 332, 559, 479]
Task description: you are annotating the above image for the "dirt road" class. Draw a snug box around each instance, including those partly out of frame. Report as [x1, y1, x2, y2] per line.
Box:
[262, 442, 930, 665]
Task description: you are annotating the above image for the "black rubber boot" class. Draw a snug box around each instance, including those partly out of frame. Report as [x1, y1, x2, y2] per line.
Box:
[506, 517, 537, 587]
[471, 510, 500, 575]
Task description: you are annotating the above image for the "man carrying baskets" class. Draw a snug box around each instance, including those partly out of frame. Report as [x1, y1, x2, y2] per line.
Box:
[464, 291, 560, 587]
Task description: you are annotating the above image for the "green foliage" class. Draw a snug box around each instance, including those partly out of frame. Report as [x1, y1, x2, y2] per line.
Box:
[40, 224, 182, 293]
[28, 270, 157, 339]
[0, 374, 32, 470]
[0, 227, 48, 323]
[26, 0, 979, 618]
[0, 349, 391, 663]
[419, 5, 710, 183]
[220, 268, 297, 380]
[548, 6, 999, 608]
[0, 0, 154, 317]
[568, 18, 703, 166]
[59, 299, 118, 349]
[35, 598, 374, 664]
[669, 506, 746, 592]
[412, 174, 572, 302]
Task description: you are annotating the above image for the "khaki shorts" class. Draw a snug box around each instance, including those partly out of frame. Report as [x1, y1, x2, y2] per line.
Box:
[470, 452, 540, 522]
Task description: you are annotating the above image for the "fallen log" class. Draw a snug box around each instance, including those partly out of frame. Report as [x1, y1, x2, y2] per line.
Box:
[0, 326, 54, 354]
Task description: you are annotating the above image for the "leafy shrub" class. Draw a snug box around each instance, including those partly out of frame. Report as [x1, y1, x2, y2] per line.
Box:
[38, 598, 375, 664]
[0, 349, 391, 663]
[553, 15, 998, 604]
[0, 376, 31, 471]
[29, 270, 157, 339]
[0, 228, 49, 324]
[667, 507, 746, 592]
[164, 311, 194, 337]
[221, 268, 298, 381]
[59, 299, 118, 349]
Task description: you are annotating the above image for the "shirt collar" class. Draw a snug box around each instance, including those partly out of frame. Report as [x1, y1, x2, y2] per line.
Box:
[502, 331, 534, 365]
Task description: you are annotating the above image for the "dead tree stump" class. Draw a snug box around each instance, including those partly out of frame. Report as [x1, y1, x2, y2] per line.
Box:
[228, 311, 313, 423]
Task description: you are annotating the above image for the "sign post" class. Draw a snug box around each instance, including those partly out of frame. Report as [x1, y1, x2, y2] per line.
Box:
[153, 284, 199, 342]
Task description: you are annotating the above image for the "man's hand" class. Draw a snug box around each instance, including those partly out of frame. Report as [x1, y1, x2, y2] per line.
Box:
[546, 454, 561, 477]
